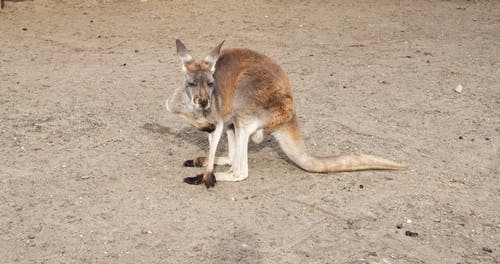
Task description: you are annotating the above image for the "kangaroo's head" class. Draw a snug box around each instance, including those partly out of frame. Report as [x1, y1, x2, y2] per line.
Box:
[166, 39, 224, 114]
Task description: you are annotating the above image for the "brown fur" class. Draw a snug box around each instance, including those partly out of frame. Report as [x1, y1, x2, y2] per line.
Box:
[192, 157, 206, 167]
[185, 61, 211, 72]
[183, 158, 206, 167]
[214, 48, 295, 131]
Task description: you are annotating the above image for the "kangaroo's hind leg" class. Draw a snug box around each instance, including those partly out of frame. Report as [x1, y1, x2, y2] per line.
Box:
[216, 121, 259, 182]
[215, 125, 235, 165]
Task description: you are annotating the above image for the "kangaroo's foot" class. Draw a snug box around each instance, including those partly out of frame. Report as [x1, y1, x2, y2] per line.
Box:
[183, 157, 206, 167]
[183, 156, 232, 167]
[183, 171, 216, 188]
[183, 174, 203, 184]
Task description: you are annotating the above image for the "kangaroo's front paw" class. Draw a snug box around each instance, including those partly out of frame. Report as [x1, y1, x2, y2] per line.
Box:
[203, 171, 216, 188]
[183, 174, 203, 185]
[183, 157, 206, 167]
[197, 123, 216, 133]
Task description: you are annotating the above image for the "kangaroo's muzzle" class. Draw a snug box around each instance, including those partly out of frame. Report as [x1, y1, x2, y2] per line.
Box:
[194, 97, 210, 110]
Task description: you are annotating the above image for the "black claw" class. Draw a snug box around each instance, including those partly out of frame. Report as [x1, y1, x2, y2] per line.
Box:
[183, 160, 195, 167]
[204, 172, 216, 188]
[204, 179, 216, 188]
[183, 174, 203, 185]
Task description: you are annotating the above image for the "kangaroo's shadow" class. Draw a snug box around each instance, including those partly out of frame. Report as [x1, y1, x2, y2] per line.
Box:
[2, 0, 29, 8]
[141, 122, 287, 160]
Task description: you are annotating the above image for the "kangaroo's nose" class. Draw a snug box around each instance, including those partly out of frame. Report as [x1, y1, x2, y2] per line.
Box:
[199, 99, 208, 109]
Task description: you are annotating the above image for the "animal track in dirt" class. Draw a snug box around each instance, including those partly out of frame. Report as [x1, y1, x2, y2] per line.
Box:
[141, 122, 172, 135]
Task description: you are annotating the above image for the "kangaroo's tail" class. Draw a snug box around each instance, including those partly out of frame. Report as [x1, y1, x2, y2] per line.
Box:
[272, 115, 408, 173]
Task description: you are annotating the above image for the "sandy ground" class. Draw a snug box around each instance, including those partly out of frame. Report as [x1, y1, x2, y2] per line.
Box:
[1, 0, 499, 263]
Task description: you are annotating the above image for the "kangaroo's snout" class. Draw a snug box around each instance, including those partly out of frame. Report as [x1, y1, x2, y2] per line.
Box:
[199, 99, 209, 108]
[194, 97, 210, 110]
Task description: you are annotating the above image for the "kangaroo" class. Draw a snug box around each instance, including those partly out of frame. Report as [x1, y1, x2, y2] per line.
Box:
[166, 40, 408, 188]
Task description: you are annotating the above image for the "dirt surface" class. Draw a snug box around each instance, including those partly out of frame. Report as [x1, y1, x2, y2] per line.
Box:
[1, 0, 499, 263]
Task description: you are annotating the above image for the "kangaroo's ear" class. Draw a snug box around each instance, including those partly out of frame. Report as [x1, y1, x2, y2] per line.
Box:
[203, 40, 225, 73]
[176, 39, 193, 72]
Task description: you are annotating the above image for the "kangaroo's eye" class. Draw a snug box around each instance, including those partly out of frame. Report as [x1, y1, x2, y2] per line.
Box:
[207, 81, 214, 86]
[187, 81, 195, 87]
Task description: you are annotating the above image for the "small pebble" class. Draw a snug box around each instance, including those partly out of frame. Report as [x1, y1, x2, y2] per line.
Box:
[359, 184, 364, 189]
[406, 219, 412, 224]
[454, 84, 463, 93]
[458, 136, 463, 140]
[405, 230, 418, 237]
[134, 49, 139, 53]
[32, 224, 42, 232]
[482, 247, 493, 253]
[396, 224, 403, 229]
[22, 28, 27, 31]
